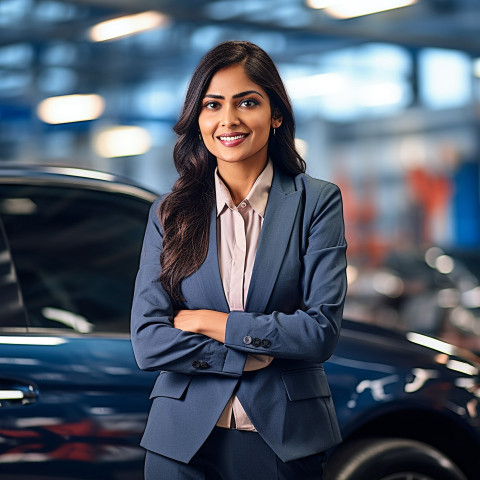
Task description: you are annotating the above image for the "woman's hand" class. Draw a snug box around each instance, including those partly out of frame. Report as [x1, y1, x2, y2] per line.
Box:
[174, 310, 228, 343]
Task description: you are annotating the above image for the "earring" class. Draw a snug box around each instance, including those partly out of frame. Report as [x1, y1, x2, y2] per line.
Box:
[273, 128, 276, 136]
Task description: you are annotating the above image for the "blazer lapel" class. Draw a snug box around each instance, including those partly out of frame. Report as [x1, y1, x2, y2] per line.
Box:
[245, 169, 301, 313]
[194, 208, 229, 312]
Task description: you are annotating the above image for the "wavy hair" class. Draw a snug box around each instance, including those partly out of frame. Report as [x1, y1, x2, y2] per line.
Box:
[159, 40, 305, 301]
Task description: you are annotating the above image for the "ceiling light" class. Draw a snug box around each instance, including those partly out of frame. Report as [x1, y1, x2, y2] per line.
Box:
[37, 94, 105, 124]
[88, 11, 169, 42]
[324, 0, 417, 19]
[93, 126, 152, 158]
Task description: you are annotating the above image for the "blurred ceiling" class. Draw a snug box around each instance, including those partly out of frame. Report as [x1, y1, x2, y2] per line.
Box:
[1, 0, 480, 93]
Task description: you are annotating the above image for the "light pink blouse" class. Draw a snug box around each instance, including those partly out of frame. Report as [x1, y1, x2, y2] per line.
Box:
[215, 160, 274, 430]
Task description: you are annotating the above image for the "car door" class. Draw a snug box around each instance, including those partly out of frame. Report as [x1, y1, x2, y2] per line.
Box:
[0, 180, 156, 480]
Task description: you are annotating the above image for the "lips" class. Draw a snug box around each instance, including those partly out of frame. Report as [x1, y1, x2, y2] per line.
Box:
[217, 132, 249, 147]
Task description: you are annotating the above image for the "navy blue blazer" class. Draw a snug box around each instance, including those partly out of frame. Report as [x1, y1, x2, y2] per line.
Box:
[130, 167, 347, 464]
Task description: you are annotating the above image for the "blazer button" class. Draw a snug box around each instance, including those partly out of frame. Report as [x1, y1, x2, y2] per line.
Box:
[243, 335, 252, 345]
[200, 361, 209, 369]
[261, 339, 271, 348]
[192, 360, 201, 369]
[252, 338, 262, 347]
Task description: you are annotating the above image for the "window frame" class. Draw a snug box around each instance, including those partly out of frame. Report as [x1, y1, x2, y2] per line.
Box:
[0, 216, 29, 331]
[0, 173, 156, 336]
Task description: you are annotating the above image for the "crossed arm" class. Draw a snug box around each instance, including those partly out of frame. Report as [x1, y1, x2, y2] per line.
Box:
[131, 183, 347, 376]
[174, 309, 227, 344]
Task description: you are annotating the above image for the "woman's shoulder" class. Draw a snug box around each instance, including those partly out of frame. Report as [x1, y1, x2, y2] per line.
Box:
[147, 194, 167, 226]
[293, 172, 341, 198]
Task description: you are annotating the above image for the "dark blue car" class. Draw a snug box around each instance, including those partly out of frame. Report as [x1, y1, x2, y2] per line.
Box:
[0, 165, 479, 479]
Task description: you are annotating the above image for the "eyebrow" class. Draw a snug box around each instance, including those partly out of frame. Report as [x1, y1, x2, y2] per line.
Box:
[203, 90, 264, 100]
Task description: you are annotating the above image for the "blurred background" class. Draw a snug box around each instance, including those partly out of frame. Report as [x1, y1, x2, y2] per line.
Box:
[2, 0, 480, 350]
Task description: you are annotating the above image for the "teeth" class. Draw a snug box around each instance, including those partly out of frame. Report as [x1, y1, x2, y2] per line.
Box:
[219, 135, 246, 141]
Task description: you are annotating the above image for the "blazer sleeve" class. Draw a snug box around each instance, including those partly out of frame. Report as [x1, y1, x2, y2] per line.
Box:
[224, 182, 347, 363]
[130, 197, 247, 377]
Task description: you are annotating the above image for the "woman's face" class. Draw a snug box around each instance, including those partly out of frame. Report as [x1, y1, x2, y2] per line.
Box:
[198, 63, 282, 170]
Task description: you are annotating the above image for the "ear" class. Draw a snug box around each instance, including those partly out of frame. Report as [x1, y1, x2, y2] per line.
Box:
[271, 112, 283, 129]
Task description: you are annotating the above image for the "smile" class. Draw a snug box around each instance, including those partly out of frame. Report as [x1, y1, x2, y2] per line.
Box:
[218, 134, 248, 141]
[217, 133, 249, 147]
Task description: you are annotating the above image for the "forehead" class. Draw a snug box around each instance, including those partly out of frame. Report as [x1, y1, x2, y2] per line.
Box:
[205, 64, 267, 97]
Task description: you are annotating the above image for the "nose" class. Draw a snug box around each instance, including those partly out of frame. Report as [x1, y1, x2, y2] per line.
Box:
[221, 104, 239, 127]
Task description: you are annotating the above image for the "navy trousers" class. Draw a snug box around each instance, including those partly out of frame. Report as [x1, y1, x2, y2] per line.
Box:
[144, 427, 326, 480]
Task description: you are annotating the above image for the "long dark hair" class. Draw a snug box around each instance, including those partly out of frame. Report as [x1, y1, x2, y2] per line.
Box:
[160, 40, 305, 301]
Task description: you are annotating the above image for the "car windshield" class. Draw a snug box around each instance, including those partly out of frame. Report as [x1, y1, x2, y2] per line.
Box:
[0, 184, 151, 334]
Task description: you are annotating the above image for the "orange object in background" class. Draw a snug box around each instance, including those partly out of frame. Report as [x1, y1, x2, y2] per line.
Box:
[406, 167, 452, 245]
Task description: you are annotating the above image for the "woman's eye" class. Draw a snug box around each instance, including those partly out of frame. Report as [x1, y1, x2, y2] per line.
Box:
[239, 99, 258, 108]
[203, 101, 219, 110]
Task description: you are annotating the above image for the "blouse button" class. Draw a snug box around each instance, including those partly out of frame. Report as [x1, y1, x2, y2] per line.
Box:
[239, 201, 247, 208]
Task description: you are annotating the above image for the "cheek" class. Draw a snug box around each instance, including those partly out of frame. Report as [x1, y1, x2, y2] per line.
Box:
[198, 115, 215, 136]
[254, 117, 273, 140]
[255, 111, 273, 131]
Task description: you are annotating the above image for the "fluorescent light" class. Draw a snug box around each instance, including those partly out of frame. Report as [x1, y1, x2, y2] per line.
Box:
[93, 126, 152, 158]
[88, 11, 169, 42]
[324, 0, 417, 19]
[37, 94, 105, 124]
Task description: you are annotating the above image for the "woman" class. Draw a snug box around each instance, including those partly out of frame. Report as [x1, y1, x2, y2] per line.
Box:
[131, 40, 347, 480]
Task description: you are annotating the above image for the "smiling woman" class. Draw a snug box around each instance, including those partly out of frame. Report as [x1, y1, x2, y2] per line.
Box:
[198, 64, 282, 203]
[130, 40, 348, 480]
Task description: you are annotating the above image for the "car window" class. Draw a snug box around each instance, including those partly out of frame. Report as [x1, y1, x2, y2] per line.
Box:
[0, 218, 27, 329]
[0, 184, 151, 334]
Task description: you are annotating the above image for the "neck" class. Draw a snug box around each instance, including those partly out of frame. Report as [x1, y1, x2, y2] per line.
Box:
[217, 159, 268, 205]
